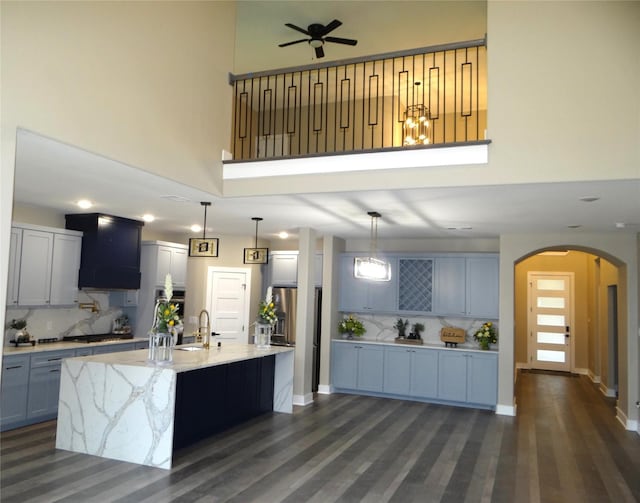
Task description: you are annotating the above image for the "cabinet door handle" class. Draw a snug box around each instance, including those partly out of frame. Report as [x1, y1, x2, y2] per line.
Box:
[49, 369, 60, 373]
[5, 365, 23, 370]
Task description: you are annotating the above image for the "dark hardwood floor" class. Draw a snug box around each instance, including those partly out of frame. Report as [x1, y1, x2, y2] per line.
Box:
[2, 371, 639, 502]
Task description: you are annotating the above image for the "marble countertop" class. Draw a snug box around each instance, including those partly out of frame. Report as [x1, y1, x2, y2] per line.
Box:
[71, 342, 295, 373]
[332, 338, 498, 353]
[3, 338, 146, 355]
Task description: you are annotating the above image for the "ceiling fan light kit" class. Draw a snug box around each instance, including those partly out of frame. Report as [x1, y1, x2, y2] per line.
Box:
[278, 19, 357, 59]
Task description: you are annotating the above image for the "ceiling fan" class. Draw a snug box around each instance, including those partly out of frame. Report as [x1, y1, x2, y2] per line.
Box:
[278, 19, 357, 59]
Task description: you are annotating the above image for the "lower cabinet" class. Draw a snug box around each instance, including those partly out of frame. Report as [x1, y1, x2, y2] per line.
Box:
[332, 341, 383, 392]
[437, 350, 497, 406]
[383, 347, 438, 399]
[1, 355, 30, 428]
[173, 355, 275, 450]
[332, 340, 497, 410]
[1, 342, 141, 431]
[27, 349, 76, 421]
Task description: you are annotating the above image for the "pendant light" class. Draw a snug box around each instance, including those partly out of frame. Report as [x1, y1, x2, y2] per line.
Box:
[354, 211, 391, 281]
[243, 217, 269, 264]
[403, 82, 430, 146]
[188, 201, 219, 257]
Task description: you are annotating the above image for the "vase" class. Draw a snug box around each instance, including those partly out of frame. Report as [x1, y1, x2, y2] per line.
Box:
[480, 340, 490, 350]
[255, 323, 272, 349]
[148, 331, 174, 364]
[342, 331, 355, 340]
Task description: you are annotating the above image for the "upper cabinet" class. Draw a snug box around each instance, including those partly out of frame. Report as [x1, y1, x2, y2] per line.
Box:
[266, 252, 323, 287]
[338, 254, 398, 313]
[141, 241, 188, 288]
[8, 224, 82, 306]
[338, 252, 498, 319]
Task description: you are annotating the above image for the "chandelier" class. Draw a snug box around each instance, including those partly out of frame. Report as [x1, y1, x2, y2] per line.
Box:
[403, 82, 430, 146]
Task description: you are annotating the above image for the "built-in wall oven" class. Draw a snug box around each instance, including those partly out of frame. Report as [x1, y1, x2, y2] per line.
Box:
[155, 288, 186, 344]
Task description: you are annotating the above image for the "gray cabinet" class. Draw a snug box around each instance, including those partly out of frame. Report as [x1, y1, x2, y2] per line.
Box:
[10, 225, 82, 307]
[466, 256, 499, 318]
[437, 350, 497, 406]
[269, 252, 298, 286]
[1, 355, 30, 428]
[27, 350, 75, 420]
[141, 241, 188, 288]
[331, 341, 384, 392]
[7, 228, 22, 306]
[92, 343, 135, 355]
[338, 254, 398, 313]
[434, 255, 499, 318]
[383, 346, 438, 399]
[433, 257, 466, 315]
[333, 341, 497, 410]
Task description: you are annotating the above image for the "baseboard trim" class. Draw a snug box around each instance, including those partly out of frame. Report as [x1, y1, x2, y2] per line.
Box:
[600, 383, 616, 398]
[293, 393, 314, 406]
[616, 406, 634, 431]
[573, 367, 589, 376]
[317, 384, 332, 395]
[496, 403, 517, 416]
[588, 370, 601, 384]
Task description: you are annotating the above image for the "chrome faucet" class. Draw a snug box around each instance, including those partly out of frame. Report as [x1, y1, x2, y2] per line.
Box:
[197, 309, 211, 349]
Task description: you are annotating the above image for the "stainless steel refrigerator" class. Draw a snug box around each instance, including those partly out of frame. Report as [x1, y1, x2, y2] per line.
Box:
[270, 287, 322, 391]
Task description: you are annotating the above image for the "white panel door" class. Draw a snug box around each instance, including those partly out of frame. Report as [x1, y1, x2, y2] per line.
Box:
[207, 268, 250, 343]
[528, 273, 573, 372]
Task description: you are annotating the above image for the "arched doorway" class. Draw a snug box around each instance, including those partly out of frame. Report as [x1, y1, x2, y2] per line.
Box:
[497, 234, 638, 432]
[514, 250, 619, 399]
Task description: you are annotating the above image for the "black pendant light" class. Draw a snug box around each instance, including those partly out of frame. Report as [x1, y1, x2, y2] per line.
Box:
[243, 217, 269, 264]
[188, 201, 219, 257]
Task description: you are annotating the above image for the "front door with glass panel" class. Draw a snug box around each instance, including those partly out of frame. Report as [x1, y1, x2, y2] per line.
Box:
[527, 273, 573, 372]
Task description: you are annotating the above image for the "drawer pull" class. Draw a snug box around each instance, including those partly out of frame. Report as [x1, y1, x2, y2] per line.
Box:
[5, 365, 23, 370]
[49, 369, 60, 373]
[47, 357, 63, 362]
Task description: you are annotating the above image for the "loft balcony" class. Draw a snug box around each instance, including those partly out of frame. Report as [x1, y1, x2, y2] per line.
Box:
[224, 38, 489, 180]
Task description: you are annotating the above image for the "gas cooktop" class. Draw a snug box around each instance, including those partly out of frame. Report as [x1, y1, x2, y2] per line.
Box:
[62, 334, 134, 344]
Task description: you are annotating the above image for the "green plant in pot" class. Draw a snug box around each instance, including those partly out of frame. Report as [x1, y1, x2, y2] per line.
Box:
[410, 322, 425, 340]
[338, 314, 366, 339]
[393, 318, 409, 338]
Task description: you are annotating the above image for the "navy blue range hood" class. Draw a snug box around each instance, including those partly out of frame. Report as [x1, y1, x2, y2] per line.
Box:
[65, 213, 144, 290]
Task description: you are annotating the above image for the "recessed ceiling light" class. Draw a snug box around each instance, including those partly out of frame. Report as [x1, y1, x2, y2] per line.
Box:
[77, 199, 92, 209]
[615, 222, 626, 228]
[278, 231, 289, 239]
[567, 224, 582, 229]
[191, 224, 202, 233]
[142, 214, 155, 223]
[579, 196, 600, 202]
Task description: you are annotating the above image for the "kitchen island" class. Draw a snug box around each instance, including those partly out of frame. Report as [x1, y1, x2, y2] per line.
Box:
[55, 343, 294, 469]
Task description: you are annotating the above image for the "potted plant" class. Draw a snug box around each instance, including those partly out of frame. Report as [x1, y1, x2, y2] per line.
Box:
[338, 314, 366, 339]
[473, 321, 497, 350]
[393, 318, 409, 338]
[411, 322, 425, 340]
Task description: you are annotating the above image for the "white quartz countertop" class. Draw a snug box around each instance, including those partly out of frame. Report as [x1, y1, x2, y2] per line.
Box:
[332, 338, 498, 354]
[70, 343, 295, 373]
[3, 338, 146, 355]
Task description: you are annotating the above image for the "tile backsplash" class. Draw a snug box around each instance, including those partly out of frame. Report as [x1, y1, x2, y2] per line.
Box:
[340, 313, 499, 350]
[4, 291, 133, 345]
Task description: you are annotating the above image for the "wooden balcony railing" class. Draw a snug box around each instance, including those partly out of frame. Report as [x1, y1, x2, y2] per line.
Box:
[229, 38, 487, 161]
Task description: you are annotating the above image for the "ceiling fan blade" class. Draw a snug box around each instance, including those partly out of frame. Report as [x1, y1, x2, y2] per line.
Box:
[315, 45, 325, 59]
[285, 23, 310, 36]
[279, 38, 309, 47]
[325, 36, 358, 46]
[322, 19, 342, 35]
